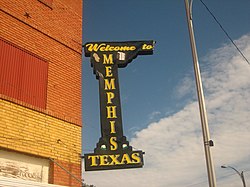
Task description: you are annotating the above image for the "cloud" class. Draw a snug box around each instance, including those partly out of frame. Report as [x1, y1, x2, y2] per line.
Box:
[148, 111, 161, 120]
[174, 75, 195, 99]
[82, 34, 250, 187]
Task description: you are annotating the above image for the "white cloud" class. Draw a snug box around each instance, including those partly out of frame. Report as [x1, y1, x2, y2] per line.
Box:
[82, 34, 250, 187]
[174, 75, 195, 99]
[148, 111, 161, 120]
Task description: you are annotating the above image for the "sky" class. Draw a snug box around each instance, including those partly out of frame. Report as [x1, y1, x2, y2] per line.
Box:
[81, 1, 250, 187]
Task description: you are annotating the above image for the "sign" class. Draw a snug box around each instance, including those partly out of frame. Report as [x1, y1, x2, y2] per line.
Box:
[0, 150, 49, 182]
[84, 41, 155, 171]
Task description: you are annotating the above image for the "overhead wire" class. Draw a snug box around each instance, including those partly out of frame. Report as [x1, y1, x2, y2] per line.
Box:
[184, 172, 240, 187]
[199, 0, 250, 65]
[184, 169, 250, 187]
[188, 0, 250, 185]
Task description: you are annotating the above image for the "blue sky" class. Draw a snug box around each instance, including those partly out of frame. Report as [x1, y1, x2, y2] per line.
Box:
[81, 1, 250, 186]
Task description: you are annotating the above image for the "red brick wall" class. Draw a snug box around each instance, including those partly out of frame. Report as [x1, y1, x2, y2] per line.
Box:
[1, 0, 82, 186]
[0, 0, 82, 125]
[0, 0, 82, 52]
[50, 160, 82, 187]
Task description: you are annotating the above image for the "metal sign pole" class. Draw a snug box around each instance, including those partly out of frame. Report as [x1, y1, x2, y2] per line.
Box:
[184, 0, 217, 186]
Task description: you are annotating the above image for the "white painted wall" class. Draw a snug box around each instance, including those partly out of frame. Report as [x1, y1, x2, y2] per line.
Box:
[0, 150, 49, 183]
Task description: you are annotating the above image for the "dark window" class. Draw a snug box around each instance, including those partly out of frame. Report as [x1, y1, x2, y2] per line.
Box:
[0, 38, 48, 109]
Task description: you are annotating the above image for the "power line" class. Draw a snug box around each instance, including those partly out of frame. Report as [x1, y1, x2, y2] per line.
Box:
[199, 0, 250, 65]
[184, 172, 239, 187]
[184, 169, 250, 187]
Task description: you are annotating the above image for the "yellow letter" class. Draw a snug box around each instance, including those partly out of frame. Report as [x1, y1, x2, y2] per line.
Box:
[105, 66, 113, 77]
[86, 43, 105, 52]
[131, 153, 141, 164]
[142, 44, 153, 50]
[110, 137, 118, 151]
[106, 106, 117, 118]
[106, 92, 115, 104]
[88, 155, 99, 166]
[104, 78, 115, 90]
[103, 54, 114, 64]
[109, 121, 116, 133]
[99, 155, 110, 166]
[109, 154, 121, 165]
[120, 153, 132, 164]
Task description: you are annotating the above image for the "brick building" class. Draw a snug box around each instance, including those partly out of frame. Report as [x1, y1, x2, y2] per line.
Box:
[0, 0, 82, 186]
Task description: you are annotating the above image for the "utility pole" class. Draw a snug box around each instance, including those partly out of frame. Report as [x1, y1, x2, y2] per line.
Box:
[184, 0, 217, 187]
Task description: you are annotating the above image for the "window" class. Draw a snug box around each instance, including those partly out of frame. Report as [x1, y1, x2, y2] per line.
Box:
[0, 39, 48, 109]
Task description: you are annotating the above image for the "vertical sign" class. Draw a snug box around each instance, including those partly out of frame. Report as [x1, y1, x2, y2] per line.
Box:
[84, 41, 155, 171]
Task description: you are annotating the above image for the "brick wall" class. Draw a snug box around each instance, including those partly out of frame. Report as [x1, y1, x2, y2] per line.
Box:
[0, 0, 83, 186]
[0, 99, 82, 186]
[0, 0, 82, 125]
[0, 0, 82, 53]
[0, 99, 81, 162]
[50, 160, 82, 187]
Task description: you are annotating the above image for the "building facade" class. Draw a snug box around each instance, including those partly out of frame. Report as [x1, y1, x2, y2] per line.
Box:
[0, 0, 82, 186]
